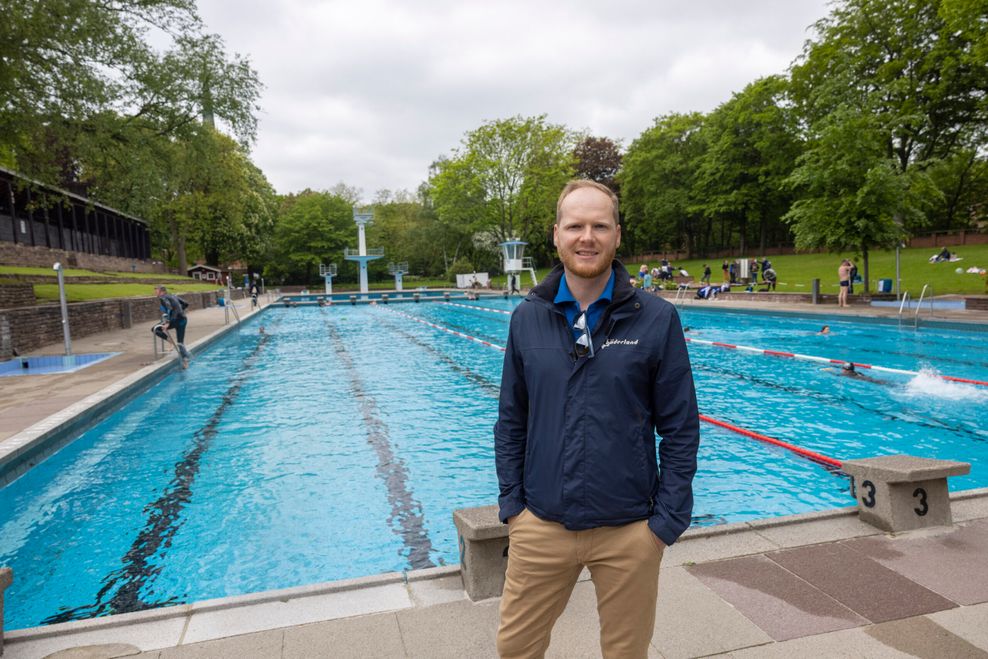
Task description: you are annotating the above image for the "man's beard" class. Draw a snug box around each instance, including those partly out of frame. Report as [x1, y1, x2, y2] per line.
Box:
[559, 247, 615, 280]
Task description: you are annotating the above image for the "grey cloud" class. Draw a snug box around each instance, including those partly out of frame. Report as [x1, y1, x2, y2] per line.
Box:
[198, 0, 830, 198]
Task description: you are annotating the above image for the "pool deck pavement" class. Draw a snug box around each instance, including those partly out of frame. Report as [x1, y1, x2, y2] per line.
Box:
[2, 292, 988, 657]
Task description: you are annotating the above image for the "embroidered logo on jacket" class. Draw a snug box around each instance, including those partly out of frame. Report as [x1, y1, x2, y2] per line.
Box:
[601, 338, 639, 350]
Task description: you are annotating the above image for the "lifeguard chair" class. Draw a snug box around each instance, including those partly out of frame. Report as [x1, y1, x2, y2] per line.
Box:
[499, 239, 537, 294]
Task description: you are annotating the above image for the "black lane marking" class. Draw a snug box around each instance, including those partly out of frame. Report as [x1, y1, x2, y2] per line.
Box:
[322, 313, 436, 570]
[43, 329, 274, 624]
[376, 314, 500, 398]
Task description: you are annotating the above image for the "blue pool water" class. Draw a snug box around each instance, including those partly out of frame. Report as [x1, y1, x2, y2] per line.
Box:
[0, 352, 118, 377]
[1, 300, 986, 629]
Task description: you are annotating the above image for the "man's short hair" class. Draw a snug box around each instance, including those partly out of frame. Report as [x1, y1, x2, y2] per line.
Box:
[556, 180, 619, 225]
[155, 285, 168, 293]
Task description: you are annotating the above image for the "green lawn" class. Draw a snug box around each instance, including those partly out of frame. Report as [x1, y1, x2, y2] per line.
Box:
[34, 282, 222, 302]
[0, 265, 191, 280]
[636, 244, 988, 296]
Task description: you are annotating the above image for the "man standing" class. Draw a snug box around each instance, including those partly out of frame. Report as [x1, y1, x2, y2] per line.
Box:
[838, 259, 851, 308]
[495, 180, 700, 658]
[155, 285, 192, 368]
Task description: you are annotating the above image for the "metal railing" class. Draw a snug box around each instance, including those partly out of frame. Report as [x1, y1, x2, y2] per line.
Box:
[897, 291, 910, 326]
[225, 299, 241, 325]
[914, 284, 933, 327]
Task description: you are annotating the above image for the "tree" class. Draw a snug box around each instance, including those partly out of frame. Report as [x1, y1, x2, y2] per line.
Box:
[787, 0, 988, 262]
[784, 106, 940, 288]
[0, 1, 261, 184]
[268, 191, 354, 285]
[619, 113, 706, 257]
[693, 76, 801, 255]
[429, 115, 575, 267]
[573, 136, 622, 191]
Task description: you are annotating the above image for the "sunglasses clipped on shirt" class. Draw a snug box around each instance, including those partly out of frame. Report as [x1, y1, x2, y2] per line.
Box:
[574, 311, 595, 358]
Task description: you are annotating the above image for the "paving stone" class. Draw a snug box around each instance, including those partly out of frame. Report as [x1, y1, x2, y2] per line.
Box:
[283, 612, 405, 659]
[2, 617, 186, 659]
[750, 515, 880, 549]
[651, 566, 771, 658]
[43, 644, 142, 658]
[543, 581, 604, 659]
[182, 583, 411, 644]
[927, 602, 988, 650]
[950, 494, 988, 522]
[396, 598, 499, 658]
[687, 555, 866, 641]
[843, 520, 988, 605]
[406, 574, 466, 608]
[767, 542, 956, 622]
[663, 529, 779, 567]
[159, 630, 284, 659]
[863, 615, 988, 658]
[721, 626, 912, 658]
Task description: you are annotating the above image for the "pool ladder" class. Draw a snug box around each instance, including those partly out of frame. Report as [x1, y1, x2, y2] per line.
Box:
[673, 284, 692, 308]
[225, 299, 242, 325]
[898, 284, 934, 328]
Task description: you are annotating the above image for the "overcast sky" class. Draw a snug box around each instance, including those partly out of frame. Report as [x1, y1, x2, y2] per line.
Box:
[196, 0, 831, 200]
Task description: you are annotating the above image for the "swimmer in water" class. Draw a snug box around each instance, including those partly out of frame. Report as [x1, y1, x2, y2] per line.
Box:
[818, 325, 830, 335]
[837, 362, 887, 385]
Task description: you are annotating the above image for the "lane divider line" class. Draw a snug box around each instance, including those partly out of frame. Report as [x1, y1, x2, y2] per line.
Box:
[685, 337, 988, 386]
[441, 301, 512, 316]
[380, 306, 843, 468]
[699, 414, 843, 468]
[413, 303, 988, 388]
[382, 306, 506, 351]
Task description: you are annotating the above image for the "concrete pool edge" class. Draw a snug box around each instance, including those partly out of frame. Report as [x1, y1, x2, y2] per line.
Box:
[0, 310, 266, 486]
[5, 487, 988, 656]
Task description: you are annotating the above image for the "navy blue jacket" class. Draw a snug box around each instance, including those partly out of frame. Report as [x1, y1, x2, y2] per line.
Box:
[495, 261, 700, 546]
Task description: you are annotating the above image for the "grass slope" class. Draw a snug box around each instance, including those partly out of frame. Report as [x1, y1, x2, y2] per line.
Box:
[34, 282, 222, 302]
[0, 266, 192, 280]
[632, 244, 988, 296]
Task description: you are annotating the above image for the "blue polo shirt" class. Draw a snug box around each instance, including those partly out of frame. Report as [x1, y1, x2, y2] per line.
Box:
[554, 269, 615, 341]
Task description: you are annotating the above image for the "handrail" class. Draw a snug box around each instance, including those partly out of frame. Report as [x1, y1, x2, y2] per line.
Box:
[225, 299, 241, 325]
[897, 291, 910, 326]
[914, 284, 929, 327]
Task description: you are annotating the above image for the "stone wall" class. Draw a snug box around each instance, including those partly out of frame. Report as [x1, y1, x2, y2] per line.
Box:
[0, 291, 216, 359]
[0, 242, 166, 273]
[0, 284, 34, 308]
[966, 296, 988, 311]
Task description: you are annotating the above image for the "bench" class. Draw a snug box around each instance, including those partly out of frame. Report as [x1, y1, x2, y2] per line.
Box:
[1, 567, 11, 656]
[842, 455, 970, 532]
[453, 505, 509, 601]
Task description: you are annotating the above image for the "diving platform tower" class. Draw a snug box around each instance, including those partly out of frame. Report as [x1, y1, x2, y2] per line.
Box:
[343, 208, 383, 294]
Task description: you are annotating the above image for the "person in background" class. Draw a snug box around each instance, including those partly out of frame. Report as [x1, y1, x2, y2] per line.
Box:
[702, 264, 711, 285]
[838, 259, 851, 308]
[643, 269, 653, 293]
[722, 260, 730, 283]
[750, 258, 759, 284]
[496, 180, 699, 658]
[154, 285, 191, 368]
[638, 264, 649, 282]
[848, 260, 858, 295]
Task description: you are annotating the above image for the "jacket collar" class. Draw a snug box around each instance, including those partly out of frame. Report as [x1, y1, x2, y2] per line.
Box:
[530, 260, 637, 311]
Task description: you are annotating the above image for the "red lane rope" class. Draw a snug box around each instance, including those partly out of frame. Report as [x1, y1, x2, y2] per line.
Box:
[381, 306, 845, 469]
[699, 414, 843, 468]
[686, 337, 988, 387]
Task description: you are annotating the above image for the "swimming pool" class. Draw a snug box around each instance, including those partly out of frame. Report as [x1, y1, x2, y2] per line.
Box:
[1, 299, 986, 629]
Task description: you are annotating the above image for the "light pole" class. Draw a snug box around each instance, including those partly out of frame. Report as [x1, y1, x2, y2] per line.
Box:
[53, 262, 72, 355]
[895, 241, 904, 301]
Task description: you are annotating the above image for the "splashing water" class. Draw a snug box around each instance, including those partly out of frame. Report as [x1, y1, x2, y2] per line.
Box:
[903, 368, 988, 403]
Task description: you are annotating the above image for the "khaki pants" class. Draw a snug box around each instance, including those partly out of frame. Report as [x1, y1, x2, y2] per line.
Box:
[497, 508, 664, 659]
